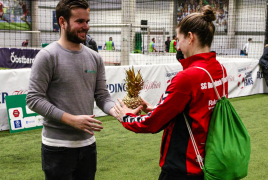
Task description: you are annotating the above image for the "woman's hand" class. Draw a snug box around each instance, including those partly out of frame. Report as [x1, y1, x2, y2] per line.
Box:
[141, 98, 154, 113]
[114, 98, 143, 122]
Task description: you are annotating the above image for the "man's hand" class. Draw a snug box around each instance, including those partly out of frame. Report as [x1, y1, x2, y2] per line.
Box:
[114, 98, 143, 122]
[109, 106, 117, 118]
[141, 98, 154, 113]
[61, 112, 103, 135]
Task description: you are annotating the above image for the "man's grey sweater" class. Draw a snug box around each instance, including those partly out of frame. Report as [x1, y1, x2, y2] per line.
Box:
[26, 42, 114, 147]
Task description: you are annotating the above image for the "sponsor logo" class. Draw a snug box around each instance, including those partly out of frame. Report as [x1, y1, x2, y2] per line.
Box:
[166, 71, 178, 78]
[107, 81, 161, 93]
[11, 119, 24, 130]
[12, 89, 28, 95]
[143, 80, 161, 92]
[26, 120, 35, 124]
[35, 115, 44, 126]
[23, 117, 36, 128]
[0, 92, 8, 104]
[10, 52, 35, 64]
[257, 71, 264, 79]
[14, 120, 22, 128]
[227, 66, 254, 89]
[9, 107, 23, 119]
[226, 75, 235, 82]
[236, 66, 254, 89]
[13, 110, 20, 117]
[243, 71, 253, 86]
[107, 83, 126, 93]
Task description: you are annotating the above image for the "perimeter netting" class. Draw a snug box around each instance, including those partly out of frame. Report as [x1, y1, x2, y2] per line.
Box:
[0, 0, 267, 66]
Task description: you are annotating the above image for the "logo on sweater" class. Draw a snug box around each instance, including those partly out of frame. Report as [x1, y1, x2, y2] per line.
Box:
[84, 70, 96, 73]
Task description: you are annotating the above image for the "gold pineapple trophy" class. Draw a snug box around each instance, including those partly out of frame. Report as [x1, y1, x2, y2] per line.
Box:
[122, 66, 144, 109]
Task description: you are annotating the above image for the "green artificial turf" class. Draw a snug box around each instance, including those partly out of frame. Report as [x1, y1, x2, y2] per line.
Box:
[0, 67, 10, 70]
[0, 94, 267, 180]
[0, 22, 31, 31]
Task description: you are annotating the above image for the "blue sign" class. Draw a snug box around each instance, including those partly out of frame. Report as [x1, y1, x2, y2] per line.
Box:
[14, 120, 22, 128]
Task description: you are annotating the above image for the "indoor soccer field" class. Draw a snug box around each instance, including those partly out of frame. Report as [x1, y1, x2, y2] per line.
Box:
[0, 94, 268, 180]
[1, 0, 268, 179]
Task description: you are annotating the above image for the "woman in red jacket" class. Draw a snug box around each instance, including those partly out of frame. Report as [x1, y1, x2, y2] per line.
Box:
[115, 5, 228, 180]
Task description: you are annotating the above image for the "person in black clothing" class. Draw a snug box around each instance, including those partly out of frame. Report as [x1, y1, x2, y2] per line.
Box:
[165, 37, 171, 52]
[22, 39, 29, 47]
[259, 44, 268, 86]
[84, 34, 98, 52]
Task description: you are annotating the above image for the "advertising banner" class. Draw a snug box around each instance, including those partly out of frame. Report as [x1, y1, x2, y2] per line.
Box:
[0, 61, 267, 131]
[0, 68, 30, 131]
[6, 94, 43, 133]
[0, 48, 39, 68]
[0, 0, 32, 30]
[93, 65, 167, 117]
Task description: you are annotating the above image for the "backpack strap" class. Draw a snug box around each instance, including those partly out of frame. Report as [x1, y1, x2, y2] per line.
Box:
[183, 113, 204, 169]
[183, 64, 226, 170]
[220, 65, 226, 97]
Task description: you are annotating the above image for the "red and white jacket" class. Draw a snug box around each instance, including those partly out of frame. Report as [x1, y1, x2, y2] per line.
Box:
[121, 52, 228, 177]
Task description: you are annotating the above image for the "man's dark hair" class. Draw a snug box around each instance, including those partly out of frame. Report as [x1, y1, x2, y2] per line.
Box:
[56, 0, 89, 29]
[248, 38, 252, 41]
[173, 35, 176, 39]
[152, 38, 155, 41]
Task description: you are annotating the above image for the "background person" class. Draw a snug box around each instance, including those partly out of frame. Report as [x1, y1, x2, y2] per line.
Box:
[165, 37, 171, 52]
[149, 38, 157, 52]
[26, 0, 116, 179]
[84, 34, 98, 52]
[22, 39, 28, 47]
[15, 0, 31, 29]
[169, 35, 177, 53]
[114, 5, 228, 180]
[0, 1, 9, 23]
[103, 37, 115, 50]
[259, 44, 268, 86]
[243, 38, 252, 56]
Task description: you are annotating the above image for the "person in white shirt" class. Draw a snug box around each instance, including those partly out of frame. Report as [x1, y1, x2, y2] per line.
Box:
[243, 38, 252, 55]
[216, 9, 227, 32]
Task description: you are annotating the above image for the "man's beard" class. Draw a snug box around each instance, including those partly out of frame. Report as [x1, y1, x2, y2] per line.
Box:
[66, 25, 87, 44]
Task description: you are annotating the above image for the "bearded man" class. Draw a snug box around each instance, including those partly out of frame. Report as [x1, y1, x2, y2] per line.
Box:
[26, 0, 116, 179]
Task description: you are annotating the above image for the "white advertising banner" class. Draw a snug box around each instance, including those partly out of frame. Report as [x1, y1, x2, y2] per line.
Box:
[0, 69, 30, 131]
[0, 60, 268, 131]
[93, 65, 167, 117]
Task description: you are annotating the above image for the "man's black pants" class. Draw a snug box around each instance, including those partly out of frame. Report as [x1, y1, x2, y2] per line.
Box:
[42, 142, 97, 180]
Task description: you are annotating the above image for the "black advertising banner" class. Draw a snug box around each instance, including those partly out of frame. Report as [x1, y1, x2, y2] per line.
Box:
[0, 48, 39, 68]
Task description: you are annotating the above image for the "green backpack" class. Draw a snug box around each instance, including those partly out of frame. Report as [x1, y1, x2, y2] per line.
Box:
[184, 66, 251, 180]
